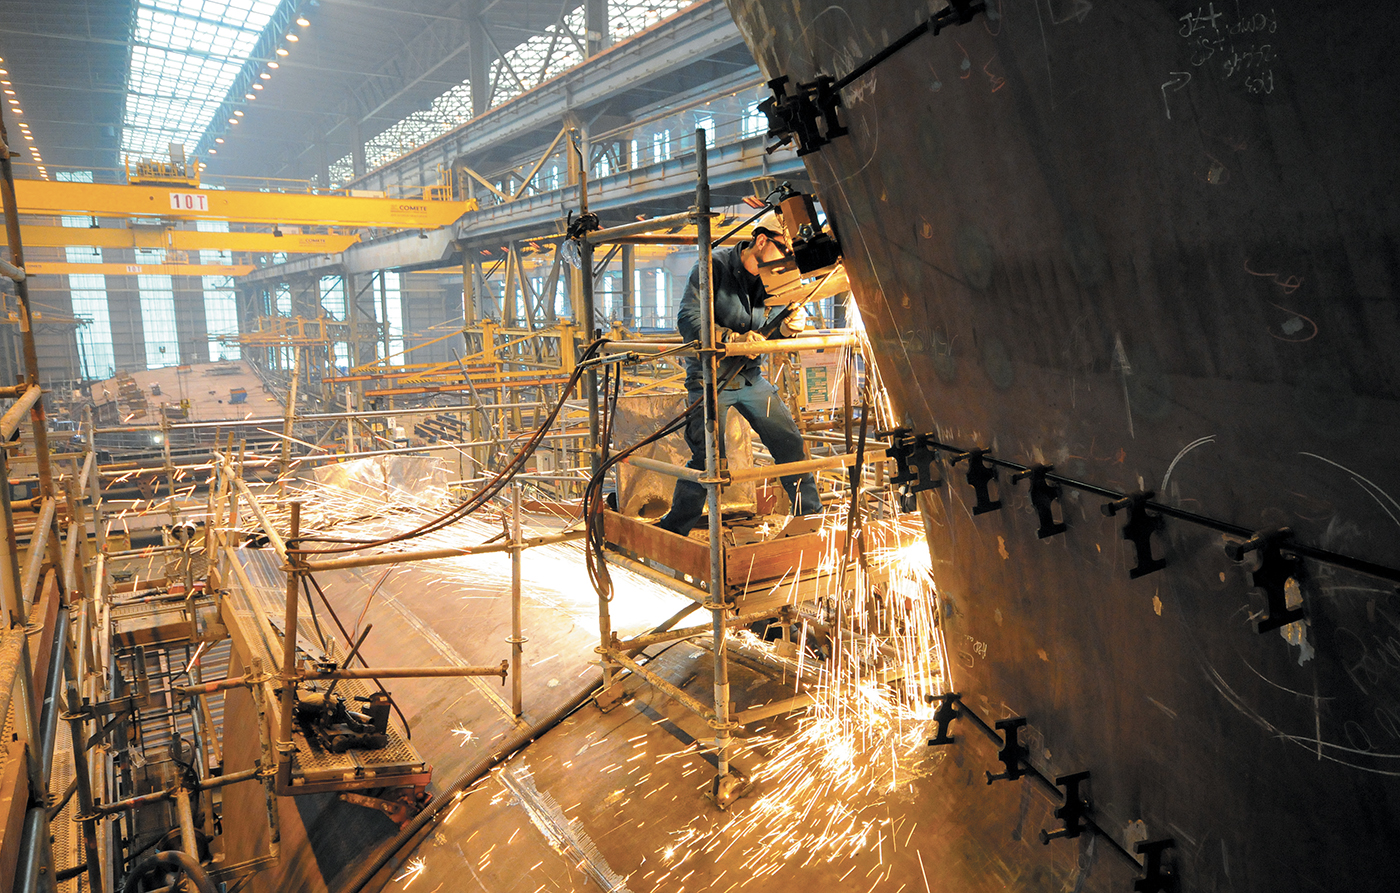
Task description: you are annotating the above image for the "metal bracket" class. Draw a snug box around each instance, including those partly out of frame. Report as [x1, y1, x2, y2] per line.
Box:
[984, 717, 1028, 784]
[878, 428, 920, 490]
[1102, 491, 1166, 578]
[1012, 464, 1068, 538]
[1038, 771, 1091, 843]
[909, 433, 944, 494]
[1226, 527, 1305, 633]
[925, 692, 962, 745]
[1133, 838, 1176, 893]
[758, 75, 848, 157]
[952, 448, 1001, 515]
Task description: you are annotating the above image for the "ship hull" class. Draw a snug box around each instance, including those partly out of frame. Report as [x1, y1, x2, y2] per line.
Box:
[725, 1, 1400, 889]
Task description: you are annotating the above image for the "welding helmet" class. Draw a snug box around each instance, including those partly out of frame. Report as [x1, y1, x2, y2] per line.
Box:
[750, 211, 802, 299]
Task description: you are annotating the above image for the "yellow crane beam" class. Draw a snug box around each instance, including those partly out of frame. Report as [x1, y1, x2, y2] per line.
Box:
[0, 224, 360, 254]
[24, 261, 255, 277]
[11, 179, 476, 228]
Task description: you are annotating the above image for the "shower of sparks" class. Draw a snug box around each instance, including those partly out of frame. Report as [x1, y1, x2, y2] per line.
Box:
[451, 725, 476, 746]
[221, 316, 955, 889]
[393, 856, 426, 887]
[654, 515, 949, 880]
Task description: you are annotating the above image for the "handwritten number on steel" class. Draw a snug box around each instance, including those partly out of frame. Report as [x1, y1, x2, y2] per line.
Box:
[1161, 71, 1192, 119]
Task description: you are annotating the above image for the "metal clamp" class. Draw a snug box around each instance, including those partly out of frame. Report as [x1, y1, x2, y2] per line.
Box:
[951, 448, 1001, 515]
[1012, 464, 1068, 538]
[1226, 527, 1305, 633]
[925, 692, 962, 746]
[1133, 838, 1175, 893]
[1102, 491, 1166, 578]
[985, 717, 1028, 784]
[909, 433, 944, 493]
[1038, 771, 1091, 844]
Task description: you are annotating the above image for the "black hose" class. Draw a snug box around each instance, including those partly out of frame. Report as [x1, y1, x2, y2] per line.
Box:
[121, 850, 217, 893]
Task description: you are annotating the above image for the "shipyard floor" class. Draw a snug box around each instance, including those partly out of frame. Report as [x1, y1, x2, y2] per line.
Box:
[171, 470, 1144, 893]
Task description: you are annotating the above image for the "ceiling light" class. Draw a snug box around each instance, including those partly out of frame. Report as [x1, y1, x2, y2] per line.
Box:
[296, 16, 310, 26]
[7, 99, 16, 105]
[3, 90, 13, 96]
[276, 47, 289, 56]
[23, 134, 32, 141]
[229, 117, 238, 124]
[209, 149, 217, 154]
[12, 109, 21, 115]
[267, 61, 279, 69]
[215, 137, 224, 144]
[260, 72, 271, 80]
[234, 109, 244, 116]
[286, 34, 299, 42]
[245, 93, 255, 99]
[252, 83, 263, 90]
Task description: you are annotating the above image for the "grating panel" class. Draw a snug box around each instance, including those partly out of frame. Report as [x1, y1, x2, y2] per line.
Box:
[227, 550, 429, 790]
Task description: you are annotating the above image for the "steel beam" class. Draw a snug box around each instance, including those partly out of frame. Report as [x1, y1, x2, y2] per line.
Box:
[12, 179, 474, 228]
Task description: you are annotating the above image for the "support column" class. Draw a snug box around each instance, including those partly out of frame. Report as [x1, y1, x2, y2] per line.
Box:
[313, 118, 331, 190]
[621, 244, 634, 330]
[349, 116, 366, 180]
[585, 0, 610, 57]
[467, 3, 491, 119]
[343, 268, 362, 410]
[463, 258, 478, 328]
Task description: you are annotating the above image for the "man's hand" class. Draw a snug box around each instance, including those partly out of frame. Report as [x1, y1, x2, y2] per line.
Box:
[780, 303, 808, 337]
[725, 329, 766, 343]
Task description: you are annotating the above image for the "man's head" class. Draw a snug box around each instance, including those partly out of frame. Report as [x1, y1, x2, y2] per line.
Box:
[741, 220, 793, 277]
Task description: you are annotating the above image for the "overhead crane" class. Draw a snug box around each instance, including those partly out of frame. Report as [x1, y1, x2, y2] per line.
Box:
[10, 178, 476, 228]
[0, 223, 362, 254]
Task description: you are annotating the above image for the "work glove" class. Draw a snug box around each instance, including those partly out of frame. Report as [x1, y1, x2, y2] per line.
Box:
[725, 329, 766, 343]
[780, 303, 808, 337]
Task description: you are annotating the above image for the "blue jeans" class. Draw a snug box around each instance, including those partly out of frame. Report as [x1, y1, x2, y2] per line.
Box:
[658, 376, 821, 535]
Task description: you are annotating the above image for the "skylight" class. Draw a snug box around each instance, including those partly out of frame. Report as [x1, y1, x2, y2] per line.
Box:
[122, 0, 280, 160]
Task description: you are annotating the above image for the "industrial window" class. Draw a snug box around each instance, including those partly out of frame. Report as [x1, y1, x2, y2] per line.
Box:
[326, 1, 702, 185]
[58, 200, 117, 381]
[374, 271, 404, 361]
[695, 114, 715, 148]
[202, 276, 240, 361]
[319, 276, 345, 319]
[122, 0, 280, 159]
[655, 269, 670, 322]
[137, 274, 181, 369]
[652, 130, 672, 163]
[275, 283, 291, 316]
[743, 101, 766, 138]
[198, 221, 240, 360]
[68, 274, 117, 380]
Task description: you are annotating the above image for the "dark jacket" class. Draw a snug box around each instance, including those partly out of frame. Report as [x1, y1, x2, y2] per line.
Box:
[677, 242, 770, 387]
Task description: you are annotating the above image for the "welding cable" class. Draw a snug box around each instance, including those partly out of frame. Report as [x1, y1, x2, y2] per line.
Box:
[290, 339, 607, 555]
[302, 572, 414, 740]
[120, 851, 217, 893]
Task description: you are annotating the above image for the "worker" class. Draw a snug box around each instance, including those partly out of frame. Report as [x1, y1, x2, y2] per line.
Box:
[656, 220, 821, 535]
